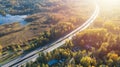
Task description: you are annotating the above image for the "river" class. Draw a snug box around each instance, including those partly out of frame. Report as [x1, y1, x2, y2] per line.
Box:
[0, 14, 27, 25]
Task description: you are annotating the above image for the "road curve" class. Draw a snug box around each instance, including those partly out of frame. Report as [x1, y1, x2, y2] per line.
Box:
[1, 3, 99, 67]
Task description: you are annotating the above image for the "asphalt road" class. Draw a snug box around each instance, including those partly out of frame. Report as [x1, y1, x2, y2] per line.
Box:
[1, 2, 99, 67]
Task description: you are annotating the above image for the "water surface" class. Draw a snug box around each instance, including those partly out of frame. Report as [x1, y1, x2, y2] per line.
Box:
[0, 14, 27, 25]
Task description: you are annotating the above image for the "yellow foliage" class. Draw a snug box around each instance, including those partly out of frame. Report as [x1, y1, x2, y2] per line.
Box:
[81, 56, 91, 63]
[107, 53, 119, 61]
[0, 45, 2, 50]
[0, 45, 2, 55]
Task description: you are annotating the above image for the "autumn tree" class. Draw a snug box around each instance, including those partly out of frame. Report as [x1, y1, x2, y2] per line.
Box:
[80, 56, 96, 67]
[0, 45, 2, 55]
[107, 52, 119, 67]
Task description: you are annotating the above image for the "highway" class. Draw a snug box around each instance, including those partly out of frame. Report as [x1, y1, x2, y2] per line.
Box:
[1, 2, 99, 67]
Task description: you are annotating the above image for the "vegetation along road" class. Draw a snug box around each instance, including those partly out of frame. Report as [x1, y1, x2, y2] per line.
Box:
[1, 2, 99, 67]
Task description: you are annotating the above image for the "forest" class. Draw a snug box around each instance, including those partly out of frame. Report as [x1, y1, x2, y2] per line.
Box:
[22, 20, 120, 67]
[0, 0, 94, 65]
[0, 0, 120, 67]
[0, 0, 63, 15]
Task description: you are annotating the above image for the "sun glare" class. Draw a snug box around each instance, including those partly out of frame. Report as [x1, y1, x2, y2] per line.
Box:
[100, 0, 119, 6]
